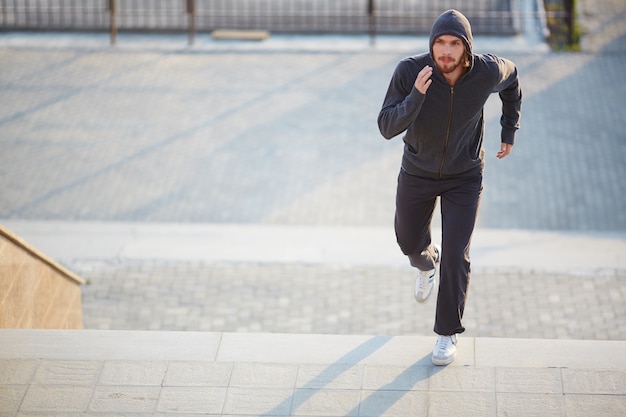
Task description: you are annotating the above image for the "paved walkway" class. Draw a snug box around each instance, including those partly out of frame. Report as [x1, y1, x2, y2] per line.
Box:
[1, 2, 626, 415]
[1, 9, 625, 230]
[2, 330, 625, 416]
[5, 220, 626, 340]
[77, 259, 626, 339]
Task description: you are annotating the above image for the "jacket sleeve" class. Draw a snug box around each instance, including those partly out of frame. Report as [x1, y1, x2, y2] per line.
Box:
[377, 60, 426, 140]
[493, 56, 522, 145]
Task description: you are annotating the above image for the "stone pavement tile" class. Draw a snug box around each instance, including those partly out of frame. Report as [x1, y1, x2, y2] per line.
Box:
[296, 363, 364, 390]
[561, 369, 626, 394]
[89, 386, 160, 413]
[564, 394, 626, 417]
[428, 366, 495, 392]
[222, 387, 293, 415]
[32, 360, 102, 386]
[15, 413, 153, 417]
[428, 391, 496, 417]
[155, 414, 219, 417]
[357, 390, 428, 417]
[221, 333, 442, 368]
[156, 386, 226, 414]
[105, 411, 164, 417]
[496, 392, 565, 417]
[229, 362, 299, 388]
[0, 359, 39, 384]
[475, 338, 625, 369]
[99, 361, 168, 386]
[163, 361, 233, 387]
[495, 367, 563, 393]
[361, 364, 429, 391]
[0, 385, 27, 412]
[20, 385, 93, 412]
[290, 388, 361, 416]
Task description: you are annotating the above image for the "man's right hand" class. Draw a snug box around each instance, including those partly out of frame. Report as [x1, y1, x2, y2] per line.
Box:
[415, 65, 433, 94]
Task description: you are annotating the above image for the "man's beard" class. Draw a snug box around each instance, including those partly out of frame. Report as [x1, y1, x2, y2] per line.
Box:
[436, 57, 462, 74]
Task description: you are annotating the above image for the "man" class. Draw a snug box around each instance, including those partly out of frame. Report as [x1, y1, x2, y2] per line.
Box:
[378, 9, 522, 365]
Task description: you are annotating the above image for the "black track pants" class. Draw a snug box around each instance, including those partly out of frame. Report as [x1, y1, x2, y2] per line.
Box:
[394, 169, 483, 336]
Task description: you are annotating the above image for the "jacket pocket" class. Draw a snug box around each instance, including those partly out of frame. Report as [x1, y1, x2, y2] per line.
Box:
[406, 142, 419, 156]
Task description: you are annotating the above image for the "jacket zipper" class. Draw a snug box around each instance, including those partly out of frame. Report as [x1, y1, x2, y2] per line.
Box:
[438, 86, 454, 179]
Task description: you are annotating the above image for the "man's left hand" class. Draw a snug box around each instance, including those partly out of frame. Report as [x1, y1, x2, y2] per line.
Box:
[497, 143, 513, 159]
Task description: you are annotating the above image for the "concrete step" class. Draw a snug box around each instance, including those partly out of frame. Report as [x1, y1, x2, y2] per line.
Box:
[1, 330, 625, 416]
[2, 329, 625, 368]
[3, 220, 626, 272]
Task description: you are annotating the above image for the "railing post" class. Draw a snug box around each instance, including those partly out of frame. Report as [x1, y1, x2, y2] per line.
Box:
[187, 0, 196, 46]
[564, 0, 575, 46]
[368, 0, 376, 46]
[108, 0, 117, 45]
[2, 0, 7, 29]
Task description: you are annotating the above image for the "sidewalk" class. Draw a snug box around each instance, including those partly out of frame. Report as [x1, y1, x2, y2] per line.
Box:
[3, 220, 625, 339]
[1, 2, 626, 415]
[2, 330, 625, 416]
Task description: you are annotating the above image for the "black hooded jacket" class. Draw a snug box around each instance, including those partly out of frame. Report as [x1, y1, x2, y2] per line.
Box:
[378, 9, 522, 179]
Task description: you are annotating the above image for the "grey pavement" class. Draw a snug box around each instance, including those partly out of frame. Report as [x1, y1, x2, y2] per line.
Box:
[0, 0, 625, 339]
[76, 257, 626, 339]
[3, 220, 626, 339]
[0, 23, 624, 230]
[1, 330, 626, 416]
[1, 1, 626, 415]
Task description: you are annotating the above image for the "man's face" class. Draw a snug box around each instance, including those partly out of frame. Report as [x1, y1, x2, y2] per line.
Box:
[432, 35, 466, 75]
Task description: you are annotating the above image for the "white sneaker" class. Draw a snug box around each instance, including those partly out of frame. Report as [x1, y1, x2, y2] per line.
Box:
[432, 334, 457, 366]
[414, 244, 441, 303]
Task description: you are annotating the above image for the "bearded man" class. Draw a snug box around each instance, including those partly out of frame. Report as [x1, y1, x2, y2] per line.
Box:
[378, 9, 522, 365]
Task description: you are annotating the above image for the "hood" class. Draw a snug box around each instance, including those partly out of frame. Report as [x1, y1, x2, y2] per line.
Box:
[429, 9, 474, 69]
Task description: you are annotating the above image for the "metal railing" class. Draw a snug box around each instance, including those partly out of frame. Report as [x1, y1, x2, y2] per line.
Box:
[0, 0, 569, 45]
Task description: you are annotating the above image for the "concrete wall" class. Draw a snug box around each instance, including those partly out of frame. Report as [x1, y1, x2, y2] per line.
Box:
[0, 225, 84, 329]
